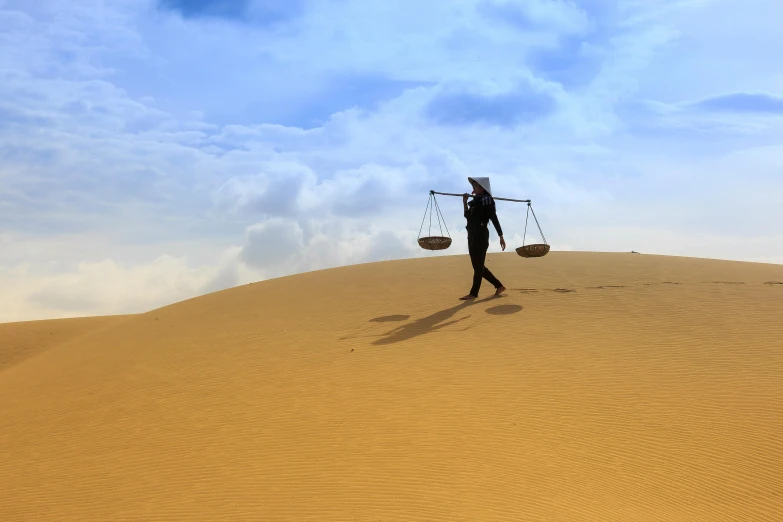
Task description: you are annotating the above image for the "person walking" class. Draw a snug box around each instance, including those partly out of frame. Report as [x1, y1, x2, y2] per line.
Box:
[460, 177, 506, 300]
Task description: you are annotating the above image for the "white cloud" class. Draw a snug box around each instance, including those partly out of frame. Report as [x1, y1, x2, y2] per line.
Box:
[363, 229, 409, 262]
[213, 161, 318, 216]
[0, 248, 251, 323]
[241, 218, 304, 268]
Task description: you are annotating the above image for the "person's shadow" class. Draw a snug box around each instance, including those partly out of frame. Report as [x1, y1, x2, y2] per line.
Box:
[372, 297, 497, 346]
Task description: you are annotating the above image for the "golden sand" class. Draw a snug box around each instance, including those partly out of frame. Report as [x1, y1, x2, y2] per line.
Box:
[1, 252, 782, 520]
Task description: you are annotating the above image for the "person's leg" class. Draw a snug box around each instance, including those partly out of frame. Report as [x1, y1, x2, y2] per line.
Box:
[468, 235, 488, 296]
[479, 229, 505, 295]
[460, 236, 483, 300]
[460, 238, 482, 300]
[482, 266, 502, 288]
[486, 268, 506, 296]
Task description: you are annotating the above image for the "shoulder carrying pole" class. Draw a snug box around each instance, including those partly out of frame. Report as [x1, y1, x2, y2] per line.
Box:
[429, 190, 530, 204]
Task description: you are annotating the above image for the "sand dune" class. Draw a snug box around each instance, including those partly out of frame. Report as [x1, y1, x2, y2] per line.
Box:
[1, 252, 782, 521]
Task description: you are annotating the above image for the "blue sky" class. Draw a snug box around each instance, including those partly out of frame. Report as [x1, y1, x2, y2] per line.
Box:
[1, 0, 782, 322]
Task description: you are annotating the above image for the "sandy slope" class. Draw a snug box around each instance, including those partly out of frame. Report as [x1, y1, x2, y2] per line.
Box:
[0, 315, 129, 373]
[1, 252, 782, 521]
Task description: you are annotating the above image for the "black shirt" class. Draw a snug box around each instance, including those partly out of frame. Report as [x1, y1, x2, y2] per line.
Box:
[465, 193, 503, 237]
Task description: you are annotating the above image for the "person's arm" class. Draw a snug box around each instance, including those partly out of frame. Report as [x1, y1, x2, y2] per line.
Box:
[489, 204, 503, 238]
[484, 199, 506, 250]
[492, 206, 507, 250]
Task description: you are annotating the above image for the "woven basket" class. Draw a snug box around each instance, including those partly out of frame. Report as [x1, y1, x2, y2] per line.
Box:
[418, 236, 452, 250]
[516, 243, 550, 258]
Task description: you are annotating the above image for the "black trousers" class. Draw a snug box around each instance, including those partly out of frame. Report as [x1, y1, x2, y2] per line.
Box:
[467, 227, 502, 296]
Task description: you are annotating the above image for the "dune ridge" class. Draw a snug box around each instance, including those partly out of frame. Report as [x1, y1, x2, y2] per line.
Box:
[1, 252, 782, 521]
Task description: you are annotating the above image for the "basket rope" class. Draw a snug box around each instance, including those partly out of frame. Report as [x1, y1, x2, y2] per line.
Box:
[433, 193, 450, 238]
[523, 202, 547, 246]
[417, 195, 431, 240]
[418, 192, 451, 242]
